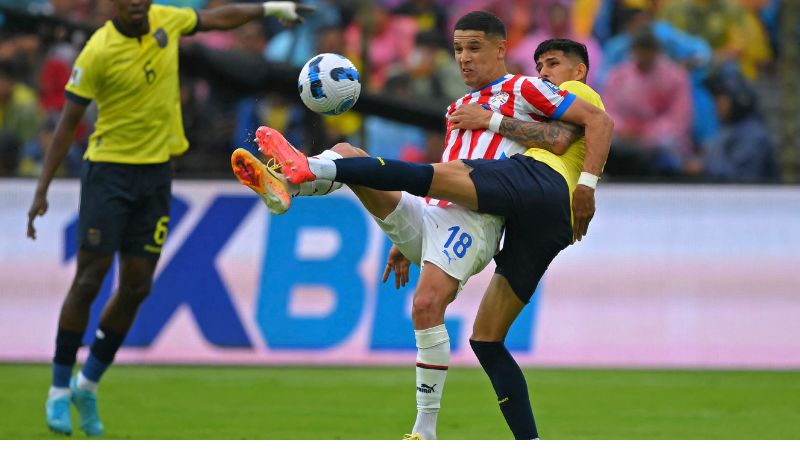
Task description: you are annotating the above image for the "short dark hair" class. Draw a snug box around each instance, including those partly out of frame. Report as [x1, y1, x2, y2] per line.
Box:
[533, 38, 590, 72]
[454, 11, 506, 39]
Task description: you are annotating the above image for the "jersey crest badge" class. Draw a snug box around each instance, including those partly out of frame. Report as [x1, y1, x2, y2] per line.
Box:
[153, 28, 168, 48]
[488, 91, 510, 109]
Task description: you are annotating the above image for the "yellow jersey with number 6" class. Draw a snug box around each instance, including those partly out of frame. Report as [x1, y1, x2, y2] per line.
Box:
[65, 5, 199, 164]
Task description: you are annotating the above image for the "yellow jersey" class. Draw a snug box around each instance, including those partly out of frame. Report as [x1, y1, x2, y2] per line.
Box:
[65, 5, 199, 164]
[524, 80, 605, 219]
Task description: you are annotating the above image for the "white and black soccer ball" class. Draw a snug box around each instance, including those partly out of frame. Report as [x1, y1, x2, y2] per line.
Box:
[298, 53, 361, 116]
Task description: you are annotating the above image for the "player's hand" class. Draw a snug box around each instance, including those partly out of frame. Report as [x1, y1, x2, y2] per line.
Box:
[450, 103, 492, 130]
[382, 244, 410, 289]
[27, 190, 49, 240]
[571, 184, 595, 242]
[265, 1, 316, 26]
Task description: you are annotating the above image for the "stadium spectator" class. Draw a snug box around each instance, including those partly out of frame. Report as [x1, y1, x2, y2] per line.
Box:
[400, 30, 464, 107]
[658, 0, 747, 71]
[0, 59, 40, 175]
[508, 0, 603, 86]
[392, 0, 449, 48]
[702, 70, 778, 182]
[603, 30, 693, 176]
[264, 0, 342, 67]
[599, 7, 719, 150]
[364, 74, 426, 161]
[735, 0, 774, 80]
[345, 3, 417, 91]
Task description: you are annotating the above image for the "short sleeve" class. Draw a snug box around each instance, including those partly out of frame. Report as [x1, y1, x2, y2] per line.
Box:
[65, 43, 101, 104]
[518, 77, 576, 120]
[559, 80, 605, 110]
[172, 6, 200, 36]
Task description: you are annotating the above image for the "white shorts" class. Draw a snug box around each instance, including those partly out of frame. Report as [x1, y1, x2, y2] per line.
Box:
[373, 192, 503, 287]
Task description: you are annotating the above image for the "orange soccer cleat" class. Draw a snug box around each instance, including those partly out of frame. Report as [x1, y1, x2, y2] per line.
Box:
[231, 148, 291, 214]
[254, 126, 316, 184]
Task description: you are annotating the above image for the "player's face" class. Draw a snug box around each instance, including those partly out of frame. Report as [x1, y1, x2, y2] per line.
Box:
[536, 50, 586, 86]
[112, 0, 152, 26]
[453, 30, 506, 90]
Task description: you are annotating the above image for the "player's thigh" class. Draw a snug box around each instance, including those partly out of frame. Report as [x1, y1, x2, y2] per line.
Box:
[428, 160, 479, 211]
[471, 273, 526, 342]
[350, 187, 403, 222]
[421, 204, 503, 289]
[372, 191, 425, 265]
[120, 162, 172, 260]
[78, 161, 136, 255]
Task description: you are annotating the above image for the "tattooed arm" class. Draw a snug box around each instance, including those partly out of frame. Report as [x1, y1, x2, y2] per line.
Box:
[498, 116, 583, 155]
[448, 103, 583, 155]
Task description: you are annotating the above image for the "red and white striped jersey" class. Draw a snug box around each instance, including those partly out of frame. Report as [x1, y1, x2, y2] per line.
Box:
[427, 73, 576, 206]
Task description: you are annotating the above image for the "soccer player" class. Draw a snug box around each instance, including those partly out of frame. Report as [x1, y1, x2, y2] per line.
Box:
[237, 37, 610, 439]
[235, 13, 606, 439]
[26, 0, 313, 437]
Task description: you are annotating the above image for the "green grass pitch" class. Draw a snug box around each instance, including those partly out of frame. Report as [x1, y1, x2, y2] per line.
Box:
[2, 364, 798, 439]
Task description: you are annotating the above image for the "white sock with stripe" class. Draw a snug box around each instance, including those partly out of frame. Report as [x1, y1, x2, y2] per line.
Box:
[412, 324, 450, 440]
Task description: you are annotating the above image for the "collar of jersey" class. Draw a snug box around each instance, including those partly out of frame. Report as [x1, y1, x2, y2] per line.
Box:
[470, 74, 512, 94]
[112, 17, 151, 38]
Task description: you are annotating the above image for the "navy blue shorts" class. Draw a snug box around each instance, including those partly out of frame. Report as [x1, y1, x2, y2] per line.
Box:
[78, 160, 172, 259]
[463, 154, 572, 304]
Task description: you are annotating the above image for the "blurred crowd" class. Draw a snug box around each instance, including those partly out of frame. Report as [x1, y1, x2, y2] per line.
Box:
[0, 0, 795, 182]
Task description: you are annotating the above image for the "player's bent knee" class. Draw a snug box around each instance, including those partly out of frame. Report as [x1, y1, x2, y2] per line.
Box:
[69, 276, 105, 302]
[411, 293, 448, 328]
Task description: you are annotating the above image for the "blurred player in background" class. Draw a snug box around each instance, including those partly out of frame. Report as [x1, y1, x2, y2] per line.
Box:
[234, 12, 608, 439]
[26, 0, 313, 437]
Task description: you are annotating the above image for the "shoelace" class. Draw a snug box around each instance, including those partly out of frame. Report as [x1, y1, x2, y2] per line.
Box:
[265, 157, 283, 173]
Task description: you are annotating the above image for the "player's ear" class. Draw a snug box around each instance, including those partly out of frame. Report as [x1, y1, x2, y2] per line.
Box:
[496, 38, 507, 60]
[575, 62, 588, 82]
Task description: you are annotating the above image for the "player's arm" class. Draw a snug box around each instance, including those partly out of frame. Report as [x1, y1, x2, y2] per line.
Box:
[449, 103, 582, 155]
[27, 98, 88, 240]
[558, 96, 614, 242]
[198, 1, 314, 31]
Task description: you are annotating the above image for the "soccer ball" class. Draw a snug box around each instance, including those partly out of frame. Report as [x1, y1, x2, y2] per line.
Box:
[298, 53, 361, 116]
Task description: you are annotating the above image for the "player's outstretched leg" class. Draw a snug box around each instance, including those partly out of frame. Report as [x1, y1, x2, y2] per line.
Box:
[231, 148, 291, 214]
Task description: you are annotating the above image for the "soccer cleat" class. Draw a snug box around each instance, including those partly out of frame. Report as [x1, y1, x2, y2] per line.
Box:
[403, 433, 424, 440]
[70, 377, 104, 437]
[45, 393, 73, 436]
[231, 148, 291, 215]
[254, 126, 316, 184]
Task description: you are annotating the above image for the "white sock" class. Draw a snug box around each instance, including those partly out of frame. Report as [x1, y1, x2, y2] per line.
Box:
[48, 386, 71, 399]
[76, 371, 98, 393]
[412, 324, 450, 440]
[307, 156, 337, 180]
[289, 149, 343, 197]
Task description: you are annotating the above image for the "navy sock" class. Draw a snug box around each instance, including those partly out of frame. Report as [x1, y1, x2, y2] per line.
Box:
[81, 326, 125, 383]
[333, 157, 434, 197]
[52, 328, 83, 388]
[470, 340, 539, 440]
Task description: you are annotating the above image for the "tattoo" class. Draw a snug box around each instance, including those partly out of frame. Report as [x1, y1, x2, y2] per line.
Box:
[498, 117, 583, 154]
